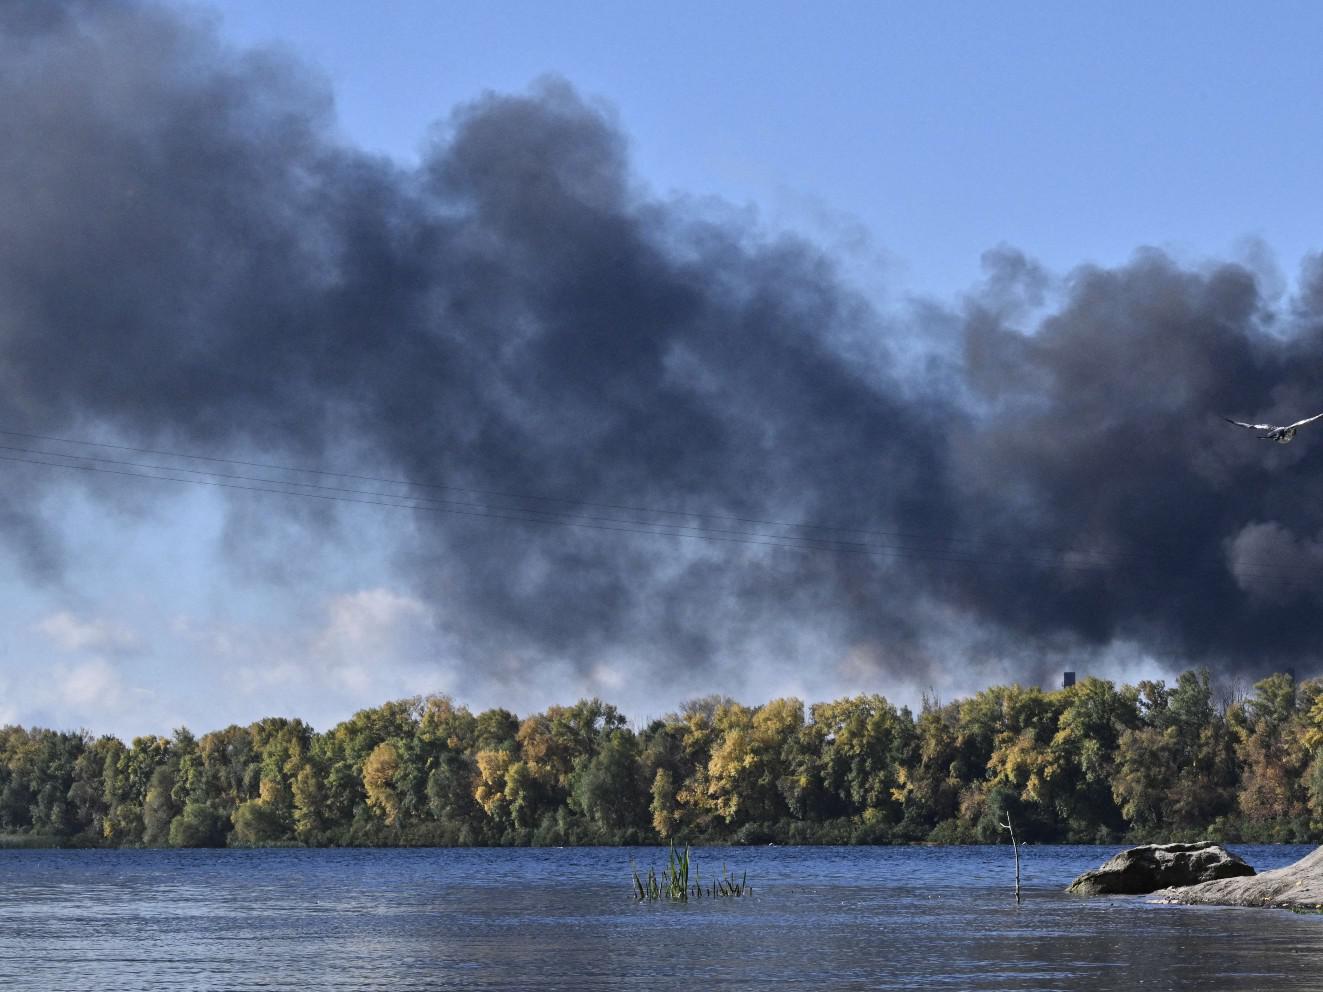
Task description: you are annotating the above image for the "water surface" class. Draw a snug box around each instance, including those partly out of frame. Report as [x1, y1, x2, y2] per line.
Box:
[2, 845, 1319, 990]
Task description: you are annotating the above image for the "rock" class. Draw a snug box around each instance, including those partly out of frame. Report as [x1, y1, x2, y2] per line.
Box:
[1152, 845, 1323, 909]
[1066, 842, 1255, 895]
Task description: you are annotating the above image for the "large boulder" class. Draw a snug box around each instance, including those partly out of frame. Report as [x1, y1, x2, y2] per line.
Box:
[1066, 842, 1255, 895]
[1152, 845, 1323, 909]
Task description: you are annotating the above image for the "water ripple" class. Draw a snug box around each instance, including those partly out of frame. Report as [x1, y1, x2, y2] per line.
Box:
[1, 845, 1319, 990]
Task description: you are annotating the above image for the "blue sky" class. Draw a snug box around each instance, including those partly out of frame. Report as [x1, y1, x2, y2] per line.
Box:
[4, 1, 1321, 739]
[213, 0, 1323, 300]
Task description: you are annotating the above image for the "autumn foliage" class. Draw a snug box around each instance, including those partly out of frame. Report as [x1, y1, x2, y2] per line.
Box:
[2, 672, 1322, 847]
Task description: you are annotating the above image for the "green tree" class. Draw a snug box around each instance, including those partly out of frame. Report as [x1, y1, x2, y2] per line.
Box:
[69, 735, 120, 840]
[169, 801, 228, 847]
[650, 767, 678, 839]
[570, 730, 646, 838]
[1046, 678, 1138, 839]
[807, 694, 910, 825]
[142, 765, 180, 846]
[892, 700, 961, 838]
[290, 761, 326, 841]
[231, 798, 288, 845]
[1233, 673, 1310, 837]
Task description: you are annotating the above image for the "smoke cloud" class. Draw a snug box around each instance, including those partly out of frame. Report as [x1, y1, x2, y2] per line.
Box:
[3, 1, 1322, 702]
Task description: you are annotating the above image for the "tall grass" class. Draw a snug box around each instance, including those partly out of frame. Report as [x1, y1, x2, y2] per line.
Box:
[632, 842, 751, 902]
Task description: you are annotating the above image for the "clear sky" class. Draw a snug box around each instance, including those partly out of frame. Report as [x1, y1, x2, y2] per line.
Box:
[211, 0, 1323, 300]
[3, 1, 1321, 740]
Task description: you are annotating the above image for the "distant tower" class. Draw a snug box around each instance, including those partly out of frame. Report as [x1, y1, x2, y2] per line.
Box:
[1062, 671, 1076, 689]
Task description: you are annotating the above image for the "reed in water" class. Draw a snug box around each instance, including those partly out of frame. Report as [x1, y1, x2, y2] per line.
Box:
[632, 842, 752, 901]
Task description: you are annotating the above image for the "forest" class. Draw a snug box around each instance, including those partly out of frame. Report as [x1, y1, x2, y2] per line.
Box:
[2, 670, 1321, 848]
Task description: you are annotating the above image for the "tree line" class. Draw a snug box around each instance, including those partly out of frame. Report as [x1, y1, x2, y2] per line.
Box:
[2, 670, 1321, 848]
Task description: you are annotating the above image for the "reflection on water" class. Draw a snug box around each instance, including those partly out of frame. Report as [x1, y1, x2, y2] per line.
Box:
[1, 846, 1320, 990]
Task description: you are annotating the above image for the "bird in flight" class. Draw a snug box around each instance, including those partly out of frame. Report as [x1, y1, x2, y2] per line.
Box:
[1223, 411, 1323, 444]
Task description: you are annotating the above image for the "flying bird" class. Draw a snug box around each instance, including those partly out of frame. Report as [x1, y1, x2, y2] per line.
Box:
[1223, 411, 1323, 444]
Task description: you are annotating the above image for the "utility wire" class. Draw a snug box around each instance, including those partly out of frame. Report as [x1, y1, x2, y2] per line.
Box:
[0, 427, 1254, 575]
[0, 427, 1157, 566]
[0, 441, 1100, 568]
[0, 449, 1085, 567]
[0, 439, 1308, 580]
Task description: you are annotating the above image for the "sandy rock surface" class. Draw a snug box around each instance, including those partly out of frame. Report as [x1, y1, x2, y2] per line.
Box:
[1152, 845, 1323, 909]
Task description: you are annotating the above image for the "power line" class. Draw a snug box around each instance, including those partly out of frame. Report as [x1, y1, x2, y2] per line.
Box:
[3, 426, 1264, 578]
[1, 448, 1096, 567]
[0, 427, 1151, 566]
[0, 441, 1098, 567]
[0, 434, 1302, 578]
[3, 446, 1128, 568]
[0, 437, 1308, 580]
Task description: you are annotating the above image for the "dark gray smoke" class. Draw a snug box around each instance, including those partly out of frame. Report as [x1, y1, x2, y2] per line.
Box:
[2, 1, 1320, 692]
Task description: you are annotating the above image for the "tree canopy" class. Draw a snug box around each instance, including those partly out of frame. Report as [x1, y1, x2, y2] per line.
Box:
[2, 671, 1321, 847]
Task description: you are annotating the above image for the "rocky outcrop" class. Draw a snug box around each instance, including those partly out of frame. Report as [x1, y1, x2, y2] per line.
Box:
[1067, 842, 1255, 895]
[1152, 845, 1323, 909]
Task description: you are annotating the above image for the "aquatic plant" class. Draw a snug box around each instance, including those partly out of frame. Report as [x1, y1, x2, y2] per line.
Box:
[632, 842, 751, 902]
[701, 862, 750, 898]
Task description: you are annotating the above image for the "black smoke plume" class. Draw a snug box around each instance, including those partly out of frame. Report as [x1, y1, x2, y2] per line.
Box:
[2, 1, 1320, 696]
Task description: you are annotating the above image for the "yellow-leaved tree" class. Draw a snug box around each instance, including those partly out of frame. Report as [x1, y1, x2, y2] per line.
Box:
[363, 741, 402, 825]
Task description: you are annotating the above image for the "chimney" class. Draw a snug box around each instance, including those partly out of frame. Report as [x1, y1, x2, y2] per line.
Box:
[1062, 671, 1076, 689]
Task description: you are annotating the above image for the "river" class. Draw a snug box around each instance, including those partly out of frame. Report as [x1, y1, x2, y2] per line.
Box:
[1, 844, 1319, 990]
